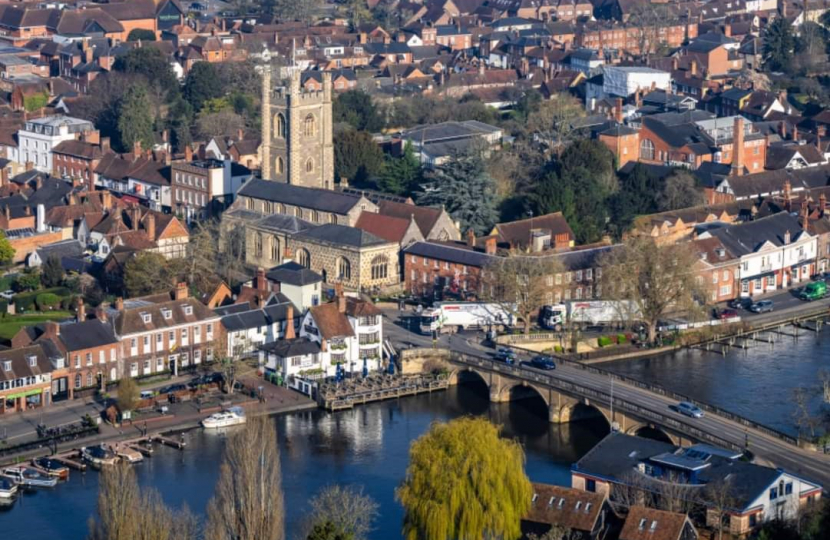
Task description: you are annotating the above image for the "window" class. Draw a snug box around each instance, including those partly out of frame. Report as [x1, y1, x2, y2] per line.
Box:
[142, 313, 151, 323]
[86, 353, 92, 366]
[785, 482, 793, 495]
[110, 348, 116, 362]
[555, 274, 562, 285]
[276, 156, 284, 174]
[303, 114, 316, 137]
[305, 158, 314, 173]
[640, 139, 655, 160]
[27, 355, 36, 367]
[586, 268, 593, 280]
[74, 355, 80, 368]
[169, 331, 176, 342]
[337, 257, 351, 280]
[157, 333, 163, 344]
[275, 113, 286, 139]
[296, 248, 310, 268]
[181, 328, 188, 340]
[294, 206, 302, 218]
[74, 374, 81, 389]
[255, 232, 263, 257]
[162, 309, 172, 320]
[575, 270, 582, 281]
[769, 487, 778, 500]
[713, 273, 718, 284]
[271, 236, 280, 261]
[86, 372, 92, 387]
[371, 255, 389, 280]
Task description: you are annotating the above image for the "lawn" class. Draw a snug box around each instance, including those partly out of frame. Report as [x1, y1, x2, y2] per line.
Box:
[0, 311, 73, 340]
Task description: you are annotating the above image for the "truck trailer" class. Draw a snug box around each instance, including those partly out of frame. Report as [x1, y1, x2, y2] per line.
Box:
[419, 302, 516, 335]
[539, 301, 639, 330]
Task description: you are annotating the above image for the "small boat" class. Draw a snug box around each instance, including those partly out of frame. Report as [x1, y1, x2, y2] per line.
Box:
[114, 445, 144, 464]
[0, 477, 18, 499]
[32, 458, 69, 479]
[81, 445, 119, 466]
[201, 407, 246, 429]
[2, 466, 58, 488]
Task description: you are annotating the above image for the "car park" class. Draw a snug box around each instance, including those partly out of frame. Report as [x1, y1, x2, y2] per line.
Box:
[749, 300, 774, 313]
[675, 401, 704, 418]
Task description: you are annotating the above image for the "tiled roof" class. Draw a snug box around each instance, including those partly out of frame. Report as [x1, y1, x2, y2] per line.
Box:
[114, 297, 218, 336]
[378, 200, 443, 238]
[493, 212, 574, 249]
[619, 507, 692, 540]
[354, 212, 414, 244]
[309, 302, 354, 339]
[525, 483, 606, 532]
[0, 345, 53, 382]
[293, 224, 390, 249]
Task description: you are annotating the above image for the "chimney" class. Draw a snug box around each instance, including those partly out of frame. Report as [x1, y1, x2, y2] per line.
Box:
[784, 179, 792, 211]
[731, 116, 745, 177]
[36, 203, 45, 232]
[102, 190, 112, 209]
[792, 125, 798, 142]
[115, 297, 124, 310]
[185, 144, 193, 162]
[76, 297, 86, 322]
[784, 229, 791, 244]
[284, 304, 296, 339]
[43, 321, 60, 338]
[466, 229, 476, 247]
[133, 139, 141, 156]
[175, 282, 188, 300]
[25, 161, 34, 172]
[162, 129, 169, 143]
[690, 59, 697, 76]
[256, 267, 267, 291]
[131, 206, 141, 230]
[335, 282, 346, 313]
[724, 23, 731, 37]
[237, 128, 244, 141]
[146, 212, 156, 239]
[101, 137, 110, 152]
[801, 203, 809, 231]
[614, 97, 623, 123]
[94, 306, 107, 323]
[779, 121, 787, 139]
[485, 237, 497, 255]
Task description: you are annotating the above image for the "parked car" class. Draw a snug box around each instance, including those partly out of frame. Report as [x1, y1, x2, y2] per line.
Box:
[675, 401, 705, 418]
[749, 300, 774, 313]
[525, 356, 556, 370]
[0, 290, 14, 300]
[799, 281, 827, 301]
[494, 348, 516, 364]
[158, 384, 186, 395]
[139, 390, 154, 400]
[713, 308, 739, 320]
[188, 373, 223, 388]
[727, 297, 753, 310]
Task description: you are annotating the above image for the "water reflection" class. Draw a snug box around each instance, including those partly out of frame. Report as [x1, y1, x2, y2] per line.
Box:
[0, 383, 608, 540]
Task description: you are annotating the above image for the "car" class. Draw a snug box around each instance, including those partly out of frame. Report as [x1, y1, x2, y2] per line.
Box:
[139, 390, 154, 400]
[727, 297, 752, 310]
[713, 308, 738, 320]
[675, 401, 704, 418]
[158, 383, 186, 395]
[749, 300, 774, 313]
[526, 356, 556, 370]
[494, 348, 516, 364]
[0, 290, 14, 300]
[188, 373, 224, 388]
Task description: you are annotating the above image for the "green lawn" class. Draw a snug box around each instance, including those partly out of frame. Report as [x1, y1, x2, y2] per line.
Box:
[0, 311, 73, 340]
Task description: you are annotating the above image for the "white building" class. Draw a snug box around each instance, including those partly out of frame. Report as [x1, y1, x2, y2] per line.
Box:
[265, 262, 323, 311]
[15, 115, 95, 172]
[218, 302, 299, 358]
[589, 66, 672, 102]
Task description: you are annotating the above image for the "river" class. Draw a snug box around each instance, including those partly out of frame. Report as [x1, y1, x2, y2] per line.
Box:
[0, 382, 608, 540]
[603, 325, 830, 436]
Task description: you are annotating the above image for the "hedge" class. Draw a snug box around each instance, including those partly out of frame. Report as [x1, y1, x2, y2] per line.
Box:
[14, 287, 70, 312]
[36, 293, 61, 310]
[597, 336, 613, 347]
[617, 333, 627, 344]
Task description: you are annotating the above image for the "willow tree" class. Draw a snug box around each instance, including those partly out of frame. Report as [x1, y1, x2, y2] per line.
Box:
[206, 416, 285, 540]
[396, 417, 531, 540]
[598, 237, 708, 343]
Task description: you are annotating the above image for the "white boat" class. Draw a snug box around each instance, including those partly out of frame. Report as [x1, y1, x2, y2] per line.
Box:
[114, 445, 144, 464]
[2, 466, 57, 488]
[0, 477, 18, 498]
[81, 445, 119, 466]
[201, 407, 246, 429]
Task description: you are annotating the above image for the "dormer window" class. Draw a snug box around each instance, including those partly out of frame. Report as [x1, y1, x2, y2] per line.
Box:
[531, 493, 538, 503]
[639, 519, 647, 530]
[183, 305, 193, 316]
[142, 313, 152, 324]
[162, 309, 172, 320]
[2, 361, 10, 371]
[585, 503, 592, 513]
[650, 521, 658, 532]
[27, 355, 36, 367]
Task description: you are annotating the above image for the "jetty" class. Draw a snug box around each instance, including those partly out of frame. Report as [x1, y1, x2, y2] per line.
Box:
[318, 374, 449, 411]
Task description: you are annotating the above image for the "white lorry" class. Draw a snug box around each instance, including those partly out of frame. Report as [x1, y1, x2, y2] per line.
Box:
[539, 301, 639, 330]
[419, 302, 516, 335]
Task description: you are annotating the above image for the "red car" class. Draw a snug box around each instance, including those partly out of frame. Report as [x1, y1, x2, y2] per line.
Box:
[714, 308, 738, 319]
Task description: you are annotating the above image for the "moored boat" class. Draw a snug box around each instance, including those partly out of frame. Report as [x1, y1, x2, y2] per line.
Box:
[0, 477, 17, 499]
[81, 445, 119, 466]
[114, 445, 144, 464]
[32, 457, 70, 479]
[2, 466, 58, 488]
[201, 407, 246, 429]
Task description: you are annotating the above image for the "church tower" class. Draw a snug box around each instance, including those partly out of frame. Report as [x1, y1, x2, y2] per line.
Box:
[261, 67, 334, 189]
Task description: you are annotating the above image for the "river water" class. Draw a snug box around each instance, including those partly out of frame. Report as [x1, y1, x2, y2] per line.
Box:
[0, 383, 608, 540]
[603, 325, 830, 436]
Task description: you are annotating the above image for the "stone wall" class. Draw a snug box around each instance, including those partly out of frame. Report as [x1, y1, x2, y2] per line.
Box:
[399, 348, 451, 375]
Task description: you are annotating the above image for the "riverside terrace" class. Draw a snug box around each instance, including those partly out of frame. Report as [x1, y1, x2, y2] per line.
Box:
[427, 350, 830, 489]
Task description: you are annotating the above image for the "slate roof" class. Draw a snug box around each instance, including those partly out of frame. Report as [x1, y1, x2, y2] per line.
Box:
[0, 345, 53, 383]
[556, 244, 621, 271]
[265, 261, 322, 286]
[58, 319, 119, 351]
[113, 297, 219, 336]
[707, 213, 805, 256]
[260, 337, 320, 357]
[725, 165, 830, 199]
[293, 224, 390, 249]
[237, 179, 364, 214]
[35, 239, 84, 261]
[493, 212, 574, 249]
[404, 241, 494, 267]
[219, 302, 296, 332]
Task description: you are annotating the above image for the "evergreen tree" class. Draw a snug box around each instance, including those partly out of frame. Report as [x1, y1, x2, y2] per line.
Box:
[117, 84, 154, 153]
[0, 230, 14, 269]
[416, 149, 498, 236]
[396, 417, 532, 540]
[113, 48, 178, 94]
[333, 90, 384, 132]
[608, 164, 662, 237]
[184, 62, 223, 113]
[377, 143, 422, 195]
[764, 18, 796, 72]
[333, 129, 385, 185]
[41, 255, 64, 288]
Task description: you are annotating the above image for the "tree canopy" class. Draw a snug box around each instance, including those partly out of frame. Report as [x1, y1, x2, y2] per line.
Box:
[117, 84, 155, 153]
[41, 255, 64, 288]
[127, 29, 156, 42]
[763, 18, 796, 72]
[377, 143, 422, 196]
[333, 128, 385, 186]
[113, 47, 178, 94]
[184, 62, 224, 113]
[0, 231, 15, 269]
[124, 252, 176, 298]
[334, 90, 385, 132]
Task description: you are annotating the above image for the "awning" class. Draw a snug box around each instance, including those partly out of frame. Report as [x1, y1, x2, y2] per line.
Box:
[2, 387, 44, 400]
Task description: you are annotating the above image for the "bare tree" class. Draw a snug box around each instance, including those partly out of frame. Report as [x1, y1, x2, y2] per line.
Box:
[482, 253, 564, 334]
[793, 386, 821, 439]
[627, 4, 674, 62]
[656, 479, 700, 514]
[183, 219, 224, 294]
[526, 93, 585, 156]
[599, 238, 709, 343]
[219, 357, 238, 394]
[705, 477, 738, 540]
[196, 110, 247, 141]
[301, 485, 379, 540]
[657, 171, 706, 212]
[527, 524, 575, 540]
[205, 416, 284, 540]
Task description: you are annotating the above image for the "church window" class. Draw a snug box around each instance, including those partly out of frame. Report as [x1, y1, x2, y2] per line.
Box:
[306, 158, 314, 173]
[303, 114, 316, 137]
[275, 114, 286, 139]
[276, 156, 284, 174]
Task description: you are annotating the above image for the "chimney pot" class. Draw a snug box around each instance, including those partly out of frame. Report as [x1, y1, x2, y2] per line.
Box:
[284, 304, 296, 339]
[76, 297, 86, 322]
[115, 297, 124, 310]
[175, 282, 188, 300]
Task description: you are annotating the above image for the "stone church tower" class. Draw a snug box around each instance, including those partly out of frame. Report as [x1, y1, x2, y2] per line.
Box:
[261, 67, 334, 189]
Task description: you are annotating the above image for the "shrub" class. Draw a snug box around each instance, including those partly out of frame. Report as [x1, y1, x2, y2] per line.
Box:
[553, 345, 564, 353]
[617, 333, 627, 344]
[36, 293, 61, 310]
[597, 336, 613, 347]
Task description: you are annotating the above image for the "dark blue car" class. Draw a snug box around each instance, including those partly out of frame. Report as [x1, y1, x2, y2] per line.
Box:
[526, 356, 556, 370]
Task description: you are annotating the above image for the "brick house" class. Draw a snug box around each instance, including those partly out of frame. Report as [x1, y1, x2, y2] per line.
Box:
[111, 284, 222, 378]
[692, 236, 739, 303]
[403, 241, 494, 298]
[52, 136, 110, 191]
[0, 344, 55, 413]
[53, 311, 121, 398]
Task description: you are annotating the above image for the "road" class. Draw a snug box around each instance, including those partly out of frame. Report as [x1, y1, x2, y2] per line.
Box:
[382, 306, 830, 489]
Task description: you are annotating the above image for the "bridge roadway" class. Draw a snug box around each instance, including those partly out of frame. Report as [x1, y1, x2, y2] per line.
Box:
[381, 309, 830, 489]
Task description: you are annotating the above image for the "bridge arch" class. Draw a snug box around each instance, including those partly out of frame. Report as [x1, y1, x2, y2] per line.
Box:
[497, 381, 550, 407]
[557, 402, 611, 426]
[626, 423, 676, 445]
[449, 368, 489, 389]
